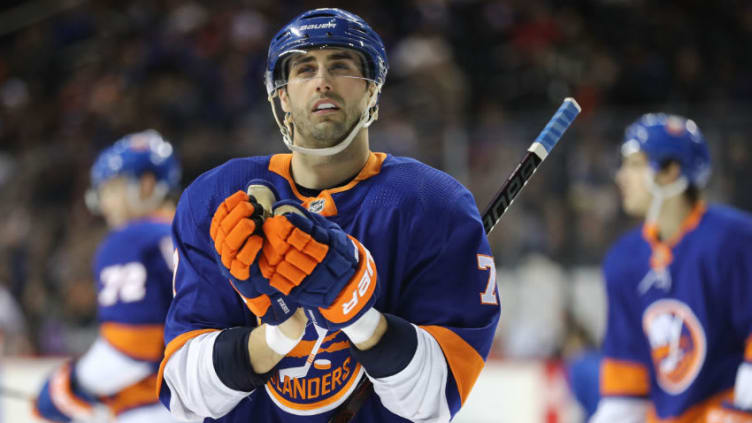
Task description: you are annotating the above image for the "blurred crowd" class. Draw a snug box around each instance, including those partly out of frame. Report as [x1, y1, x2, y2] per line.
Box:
[0, 0, 750, 357]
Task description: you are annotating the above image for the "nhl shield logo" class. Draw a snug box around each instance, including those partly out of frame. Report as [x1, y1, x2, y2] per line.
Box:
[308, 199, 326, 214]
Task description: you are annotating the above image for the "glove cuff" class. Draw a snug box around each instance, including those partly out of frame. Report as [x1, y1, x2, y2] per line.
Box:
[318, 238, 377, 324]
[342, 307, 381, 345]
[265, 323, 304, 355]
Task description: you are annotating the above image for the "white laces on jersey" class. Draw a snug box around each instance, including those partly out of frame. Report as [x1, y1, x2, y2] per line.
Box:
[638, 267, 672, 294]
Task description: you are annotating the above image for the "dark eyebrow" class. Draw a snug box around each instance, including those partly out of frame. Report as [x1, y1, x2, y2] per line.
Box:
[289, 55, 316, 69]
[290, 51, 358, 69]
[327, 51, 358, 62]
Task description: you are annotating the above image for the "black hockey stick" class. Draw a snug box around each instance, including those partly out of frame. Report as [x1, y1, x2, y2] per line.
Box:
[482, 97, 581, 233]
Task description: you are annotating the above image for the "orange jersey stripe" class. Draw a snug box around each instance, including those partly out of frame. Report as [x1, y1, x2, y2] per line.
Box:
[643, 202, 706, 249]
[100, 322, 165, 361]
[103, 375, 160, 415]
[646, 389, 733, 422]
[156, 328, 220, 399]
[642, 202, 706, 269]
[745, 334, 752, 362]
[600, 358, 650, 397]
[420, 325, 485, 405]
[268, 152, 387, 215]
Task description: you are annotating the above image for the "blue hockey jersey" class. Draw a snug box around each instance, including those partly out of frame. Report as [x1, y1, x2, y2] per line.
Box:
[158, 152, 501, 422]
[94, 216, 175, 360]
[93, 216, 175, 414]
[600, 204, 752, 421]
[35, 216, 177, 420]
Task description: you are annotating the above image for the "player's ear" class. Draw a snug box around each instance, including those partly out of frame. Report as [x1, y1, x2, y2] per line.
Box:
[278, 88, 290, 113]
[139, 172, 157, 199]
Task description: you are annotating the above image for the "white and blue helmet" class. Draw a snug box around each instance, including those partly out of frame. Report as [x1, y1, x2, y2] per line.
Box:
[265, 8, 388, 95]
[87, 130, 180, 213]
[90, 129, 180, 190]
[622, 113, 711, 188]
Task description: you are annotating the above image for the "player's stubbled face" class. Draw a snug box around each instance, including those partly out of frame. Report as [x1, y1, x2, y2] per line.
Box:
[280, 48, 370, 148]
[616, 152, 652, 217]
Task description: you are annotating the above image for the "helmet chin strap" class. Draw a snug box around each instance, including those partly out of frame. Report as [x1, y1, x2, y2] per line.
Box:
[268, 82, 382, 157]
[645, 171, 689, 225]
[639, 172, 688, 294]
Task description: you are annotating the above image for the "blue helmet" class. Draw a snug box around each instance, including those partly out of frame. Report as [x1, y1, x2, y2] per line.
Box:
[265, 8, 388, 95]
[90, 129, 181, 191]
[622, 113, 711, 187]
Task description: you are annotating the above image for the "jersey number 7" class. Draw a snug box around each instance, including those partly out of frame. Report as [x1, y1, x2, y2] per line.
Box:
[477, 254, 498, 305]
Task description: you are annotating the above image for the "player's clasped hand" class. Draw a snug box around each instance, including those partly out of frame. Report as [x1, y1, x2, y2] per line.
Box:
[258, 201, 379, 330]
[210, 190, 264, 281]
[209, 182, 298, 325]
[229, 279, 296, 325]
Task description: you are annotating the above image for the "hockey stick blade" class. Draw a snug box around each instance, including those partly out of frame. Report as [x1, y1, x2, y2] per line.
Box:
[482, 97, 581, 234]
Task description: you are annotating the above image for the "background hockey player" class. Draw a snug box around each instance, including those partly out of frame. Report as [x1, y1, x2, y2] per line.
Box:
[157, 8, 501, 423]
[590, 114, 752, 422]
[34, 130, 188, 423]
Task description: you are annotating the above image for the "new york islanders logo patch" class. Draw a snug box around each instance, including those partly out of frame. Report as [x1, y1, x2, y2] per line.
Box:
[265, 325, 364, 415]
[642, 299, 706, 394]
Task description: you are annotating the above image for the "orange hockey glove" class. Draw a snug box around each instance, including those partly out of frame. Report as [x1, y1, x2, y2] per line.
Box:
[209, 181, 298, 326]
[255, 201, 379, 331]
[210, 190, 265, 280]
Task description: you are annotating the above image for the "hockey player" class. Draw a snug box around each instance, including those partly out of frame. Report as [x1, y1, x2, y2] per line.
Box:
[34, 130, 187, 423]
[157, 8, 501, 423]
[591, 114, 752, 422]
